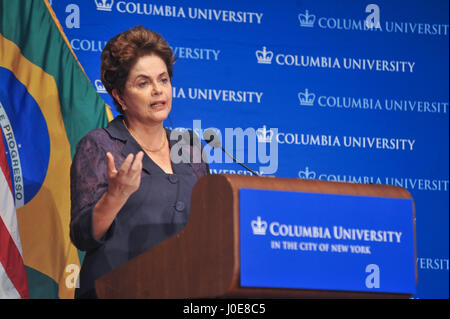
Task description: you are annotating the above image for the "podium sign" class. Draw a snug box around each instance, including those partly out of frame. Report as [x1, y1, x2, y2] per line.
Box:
[239, 188, 416, 294]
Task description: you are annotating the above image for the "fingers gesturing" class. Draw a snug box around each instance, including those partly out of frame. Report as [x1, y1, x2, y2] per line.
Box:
[106, 151, 144, 199]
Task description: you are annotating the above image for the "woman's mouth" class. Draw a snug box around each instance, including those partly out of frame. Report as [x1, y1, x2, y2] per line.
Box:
[150, 101, 166, 109]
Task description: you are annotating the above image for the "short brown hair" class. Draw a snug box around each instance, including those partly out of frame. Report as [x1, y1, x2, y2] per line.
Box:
[100, 25, 176, 114]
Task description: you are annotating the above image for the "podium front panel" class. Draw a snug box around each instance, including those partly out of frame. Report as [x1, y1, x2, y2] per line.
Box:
[239, 188, 416, 294]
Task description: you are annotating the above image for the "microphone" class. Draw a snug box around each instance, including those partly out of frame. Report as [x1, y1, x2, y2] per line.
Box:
[180, 129, 201, 147]
[203, 129, 260, 176]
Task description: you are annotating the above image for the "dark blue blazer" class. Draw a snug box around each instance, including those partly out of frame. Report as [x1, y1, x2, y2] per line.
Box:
[70, 116, 209, 298]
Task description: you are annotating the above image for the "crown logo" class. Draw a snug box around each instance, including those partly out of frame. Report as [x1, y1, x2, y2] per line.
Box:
[251, 216, 268, 235]
[256, 125, 275, 143]
[255, 46, 273, 64]
[95, 80, 107, 93]
[298, 166, 316, 179]
[298, 88, 315, 106]
[95, 0, 114, 11]
[298, 10, 316, 27]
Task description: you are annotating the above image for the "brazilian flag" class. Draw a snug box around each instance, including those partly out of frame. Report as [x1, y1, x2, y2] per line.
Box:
[0, 0, 112, 298]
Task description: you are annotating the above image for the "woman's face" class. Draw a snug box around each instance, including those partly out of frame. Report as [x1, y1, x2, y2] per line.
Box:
[115, 54, 172, 125]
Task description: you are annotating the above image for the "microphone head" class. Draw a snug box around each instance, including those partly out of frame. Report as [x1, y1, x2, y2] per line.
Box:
[203, 129, 222, 148]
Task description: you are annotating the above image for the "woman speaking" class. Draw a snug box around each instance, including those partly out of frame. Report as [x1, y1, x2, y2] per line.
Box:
[70, 25, 209, 299]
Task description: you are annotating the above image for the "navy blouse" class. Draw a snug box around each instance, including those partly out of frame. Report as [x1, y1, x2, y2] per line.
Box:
[70, 116, 209, 298]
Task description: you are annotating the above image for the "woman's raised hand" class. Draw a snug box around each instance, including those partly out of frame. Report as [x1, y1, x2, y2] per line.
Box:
[106, 151, 144, 200]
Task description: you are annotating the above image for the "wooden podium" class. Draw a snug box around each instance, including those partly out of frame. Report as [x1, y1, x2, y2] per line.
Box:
[95, 174, 416, 299]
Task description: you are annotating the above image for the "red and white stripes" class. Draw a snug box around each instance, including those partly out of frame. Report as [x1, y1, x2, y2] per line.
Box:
[0, 135, 29, 299]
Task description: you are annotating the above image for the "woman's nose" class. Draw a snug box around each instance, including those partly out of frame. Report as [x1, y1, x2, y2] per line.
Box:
[151, 82, 163, 95]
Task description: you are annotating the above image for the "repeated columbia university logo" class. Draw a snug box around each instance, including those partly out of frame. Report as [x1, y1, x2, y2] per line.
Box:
[95, 0, 114, 11]
[297, 6, 449, 36]
[255, 47, 273, 64]
[298, 89, 315, 106]
[298, 10, 315, 28]
[298, 166, 316, 180]
[256, 125, 275, 143]
[265, 127, 416, 151]
[255, 46, 416, 73]
[297, 166, 449, 192]
[296, 88, 448, 114]
[95, 80, 107, 94]
[94, 0, 264, 24]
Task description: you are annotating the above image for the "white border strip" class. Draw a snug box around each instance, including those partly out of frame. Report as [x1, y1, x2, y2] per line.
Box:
[0, 260, 21, 299]
[0, 166, 23, 256]
[0, 101, 24, 208]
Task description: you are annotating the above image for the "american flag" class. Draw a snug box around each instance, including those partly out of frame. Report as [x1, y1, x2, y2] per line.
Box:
[0, 132, 29, 298]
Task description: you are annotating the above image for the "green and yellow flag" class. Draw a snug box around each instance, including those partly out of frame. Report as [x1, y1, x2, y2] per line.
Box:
[0, 0, 112, 298]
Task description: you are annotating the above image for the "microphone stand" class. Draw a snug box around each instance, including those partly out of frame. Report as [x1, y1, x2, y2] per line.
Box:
[203, 129, 260, 177]
[220, 146, 260, 176]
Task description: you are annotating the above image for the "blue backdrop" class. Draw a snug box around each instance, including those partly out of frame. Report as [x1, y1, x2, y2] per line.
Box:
[51, 0, 449, 298]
